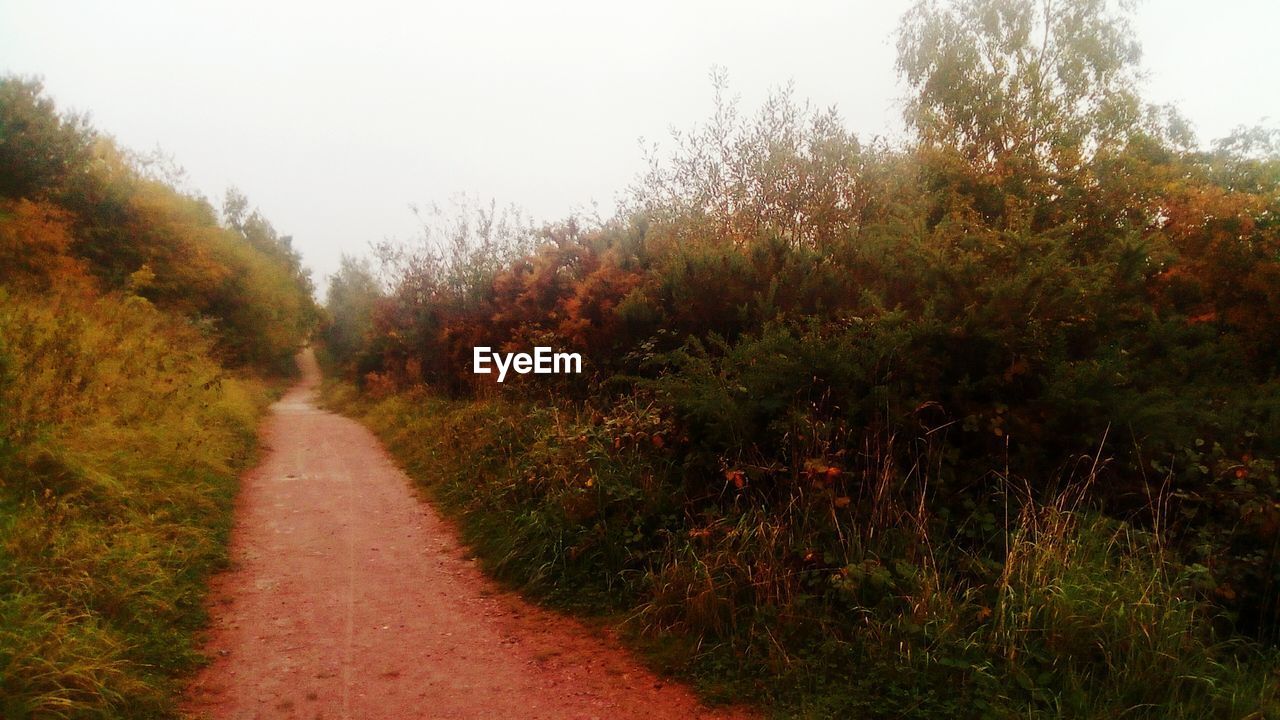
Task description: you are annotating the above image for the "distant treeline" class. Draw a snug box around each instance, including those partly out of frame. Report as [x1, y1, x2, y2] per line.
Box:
[324, 0, 1279, 717]
[0, 76, 316, 716]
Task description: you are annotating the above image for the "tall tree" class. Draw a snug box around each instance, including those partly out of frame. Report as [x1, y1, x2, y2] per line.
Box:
[323, 254, 384, 371]
[897, 0, 1142, 178]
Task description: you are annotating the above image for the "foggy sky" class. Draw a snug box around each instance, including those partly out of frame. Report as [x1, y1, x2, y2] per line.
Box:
[2, 1, 1277, 291]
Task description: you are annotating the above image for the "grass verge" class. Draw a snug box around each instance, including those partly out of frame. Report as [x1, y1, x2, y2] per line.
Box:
[0, 289, 278, 719]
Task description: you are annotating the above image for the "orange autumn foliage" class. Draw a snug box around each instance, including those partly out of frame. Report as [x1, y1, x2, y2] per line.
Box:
[0, 198, 93, 294]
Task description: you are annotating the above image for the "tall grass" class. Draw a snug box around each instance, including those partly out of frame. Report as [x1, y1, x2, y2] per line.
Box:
[0, 288, 271, 718]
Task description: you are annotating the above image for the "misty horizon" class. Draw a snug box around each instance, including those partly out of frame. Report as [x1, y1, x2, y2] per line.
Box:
[3, 0, 1277, 289]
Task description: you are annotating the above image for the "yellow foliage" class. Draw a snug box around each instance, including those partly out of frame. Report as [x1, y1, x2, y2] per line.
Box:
[0, 286, 270, 714]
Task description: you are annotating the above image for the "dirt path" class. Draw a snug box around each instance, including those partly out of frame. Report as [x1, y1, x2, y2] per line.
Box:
[185, 350, 750, 720]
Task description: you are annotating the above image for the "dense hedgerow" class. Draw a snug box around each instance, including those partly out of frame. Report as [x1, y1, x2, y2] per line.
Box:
[323, 0, 1280, 715]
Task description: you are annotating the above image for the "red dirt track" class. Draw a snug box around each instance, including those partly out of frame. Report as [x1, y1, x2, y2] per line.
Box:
[184, 349, 750, 719]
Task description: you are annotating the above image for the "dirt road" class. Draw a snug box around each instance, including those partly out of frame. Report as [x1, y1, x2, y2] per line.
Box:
[185, 350, 748, 720]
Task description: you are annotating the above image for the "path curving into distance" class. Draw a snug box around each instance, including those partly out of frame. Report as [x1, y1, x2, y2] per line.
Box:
[184, 349, 750, 720]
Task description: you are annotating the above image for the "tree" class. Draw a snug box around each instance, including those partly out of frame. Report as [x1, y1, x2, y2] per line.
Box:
[897, 0, 1142, 178]
[323, 254, 384, 371]
[633, 73, 870, 251]
[0, 76, 93, 200]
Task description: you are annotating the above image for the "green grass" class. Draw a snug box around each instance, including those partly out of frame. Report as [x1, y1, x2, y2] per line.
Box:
[0, 289, 275, 718]
[323, 380, 1280, 720]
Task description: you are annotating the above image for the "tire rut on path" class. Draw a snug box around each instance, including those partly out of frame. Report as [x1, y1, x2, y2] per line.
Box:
[185, 349, 752, 720]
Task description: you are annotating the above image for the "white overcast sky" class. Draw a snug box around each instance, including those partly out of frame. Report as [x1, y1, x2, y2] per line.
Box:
[2, 1, 1277, 290]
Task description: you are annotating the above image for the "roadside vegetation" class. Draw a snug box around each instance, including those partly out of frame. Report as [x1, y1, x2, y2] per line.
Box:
[323, 0, 1280, 717]
[0, 77, 315, 717]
